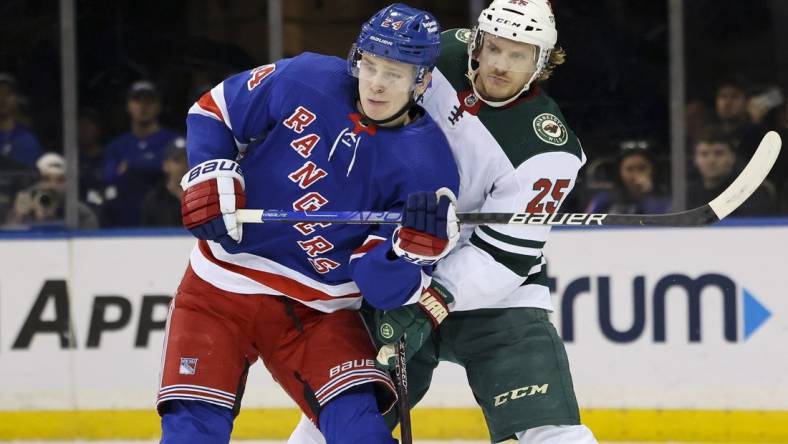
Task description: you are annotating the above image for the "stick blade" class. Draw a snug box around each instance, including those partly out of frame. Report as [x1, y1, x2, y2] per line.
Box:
[708, 131, 782, 220]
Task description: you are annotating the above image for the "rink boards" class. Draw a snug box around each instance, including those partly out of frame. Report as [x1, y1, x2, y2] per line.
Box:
[1, 222, 787, 441]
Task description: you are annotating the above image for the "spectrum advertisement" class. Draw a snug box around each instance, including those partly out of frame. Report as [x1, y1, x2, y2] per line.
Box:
[0, 225, 786, 411]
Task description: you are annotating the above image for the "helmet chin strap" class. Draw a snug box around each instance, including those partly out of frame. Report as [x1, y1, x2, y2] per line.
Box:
[359, 85, 431, 127]
[358, 97, 416, 126]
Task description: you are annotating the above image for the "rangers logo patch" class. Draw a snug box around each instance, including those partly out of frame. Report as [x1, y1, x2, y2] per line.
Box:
[179, 357, 198, 375]
[533, 113, 568, 146]
[455, 29, 471, 43]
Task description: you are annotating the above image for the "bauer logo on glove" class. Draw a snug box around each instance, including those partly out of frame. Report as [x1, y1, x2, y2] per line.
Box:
[184, 159, 244, 183]
[180, 158, 246, 246]
[392, 187, 459, 266]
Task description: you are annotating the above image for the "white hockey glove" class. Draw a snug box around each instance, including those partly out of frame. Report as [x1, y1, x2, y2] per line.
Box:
[392, 187, 459, 266]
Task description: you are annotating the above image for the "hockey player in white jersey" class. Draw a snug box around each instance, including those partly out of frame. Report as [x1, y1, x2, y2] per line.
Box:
[289, 0, 598, 443]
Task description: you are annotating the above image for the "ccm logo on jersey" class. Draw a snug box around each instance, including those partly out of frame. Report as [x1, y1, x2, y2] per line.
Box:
[329, 359, 376, 378]
[185, 160, 243, 183]
[494, 384, 549, 407]
[508, 213, 607, 225]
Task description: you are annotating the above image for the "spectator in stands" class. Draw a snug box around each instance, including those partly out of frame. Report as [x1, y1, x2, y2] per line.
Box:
[686, 99, 714, 146]
[715, 78, 751, 137]
[0, 72, 43, 169]
[586, 140, 671, 214]
[747, 86, 783, 126]
[713, 77, 765, 158]
[79, 108, 106, 208]
[0, 73, 44, 223]
[102, 80, 180, 227]
[141, 136, 187, 227]
[5, 153, 99, 228]
[687, 127, 777, 216]
[760, 99, 788, 213]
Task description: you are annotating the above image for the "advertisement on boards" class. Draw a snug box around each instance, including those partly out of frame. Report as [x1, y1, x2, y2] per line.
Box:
[1, 226, 786, 411]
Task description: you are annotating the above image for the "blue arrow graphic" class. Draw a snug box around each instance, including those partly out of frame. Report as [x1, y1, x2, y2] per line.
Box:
[743, 288, 771, 340]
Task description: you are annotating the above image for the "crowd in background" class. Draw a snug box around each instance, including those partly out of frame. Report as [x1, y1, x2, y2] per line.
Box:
[1, 0, 787, 230]
[579, 77, 787, 218]
[0, 75, 188, 229]
[0, 69, 785, 231]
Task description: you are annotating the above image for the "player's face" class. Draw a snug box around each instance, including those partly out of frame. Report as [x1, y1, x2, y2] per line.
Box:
[357, 54, 419, 123]
[694, 142, 736, 181]
[474, 35, 537, 101]
[619, 153, 654, 197]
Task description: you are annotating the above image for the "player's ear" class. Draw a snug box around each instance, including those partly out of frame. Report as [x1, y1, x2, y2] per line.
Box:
[414, 71, 433, 96]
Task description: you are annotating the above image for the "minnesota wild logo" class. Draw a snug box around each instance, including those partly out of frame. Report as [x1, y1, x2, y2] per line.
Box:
[464, 94, 478, 107]
[455, 29, 471, 43]
[380, 323, 395, 339]
[533, 113, 568, 146]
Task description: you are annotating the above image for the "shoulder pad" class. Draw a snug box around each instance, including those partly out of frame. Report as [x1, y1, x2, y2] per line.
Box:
[440, 28, 471, 53]
[478, 92, 583, 167]
[522, 104, 583, 164]
[436, 29, 471, 90]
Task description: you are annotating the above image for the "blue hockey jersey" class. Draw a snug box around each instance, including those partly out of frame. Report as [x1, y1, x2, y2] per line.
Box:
[186, 53, 459, 313]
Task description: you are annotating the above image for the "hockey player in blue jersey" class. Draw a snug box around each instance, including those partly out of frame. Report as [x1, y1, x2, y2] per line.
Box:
[156, 4, 459, 444]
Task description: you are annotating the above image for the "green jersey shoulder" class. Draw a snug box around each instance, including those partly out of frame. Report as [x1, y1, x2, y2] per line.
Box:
[435, 28, 583, 167]
[437, 29, 472, 90]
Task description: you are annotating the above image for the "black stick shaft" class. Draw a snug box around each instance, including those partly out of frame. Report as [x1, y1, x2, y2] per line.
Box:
[237, 206, 719, 226]
[395, 338, 412, 444]
[457, 205, 719, 227]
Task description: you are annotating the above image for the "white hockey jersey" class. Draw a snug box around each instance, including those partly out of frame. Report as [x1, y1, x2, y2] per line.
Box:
[422, 29, 587, 312]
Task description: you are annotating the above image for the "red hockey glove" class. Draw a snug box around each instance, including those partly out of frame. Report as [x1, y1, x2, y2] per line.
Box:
[392, 187, 459, 266]
[181, 159, 246, 246]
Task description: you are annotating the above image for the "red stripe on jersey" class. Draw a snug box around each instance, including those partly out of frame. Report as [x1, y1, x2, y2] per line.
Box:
[197, 92, 225, 122]
[197, 240, 360, 302]
[351, 238, 385, 256]
[315, 369, 396, 406]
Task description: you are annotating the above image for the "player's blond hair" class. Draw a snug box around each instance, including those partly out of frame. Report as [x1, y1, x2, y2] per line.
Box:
[537, 47, 566, 81]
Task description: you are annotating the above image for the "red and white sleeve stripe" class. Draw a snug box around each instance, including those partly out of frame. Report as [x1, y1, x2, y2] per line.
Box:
[349, 235, 387, 262]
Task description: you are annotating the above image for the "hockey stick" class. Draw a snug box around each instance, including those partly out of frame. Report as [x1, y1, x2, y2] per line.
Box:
[394, 337, 413, 444]
[236, 131, 781, 227]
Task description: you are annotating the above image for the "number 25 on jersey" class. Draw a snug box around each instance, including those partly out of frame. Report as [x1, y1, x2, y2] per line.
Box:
[526, 178, 571, 213]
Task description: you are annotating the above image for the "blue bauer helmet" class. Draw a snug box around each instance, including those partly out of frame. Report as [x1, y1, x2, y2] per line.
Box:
[348, 3, 441, 86]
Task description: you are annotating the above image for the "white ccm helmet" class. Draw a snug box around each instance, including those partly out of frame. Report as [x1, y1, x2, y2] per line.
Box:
[468, 0, 558, 107]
